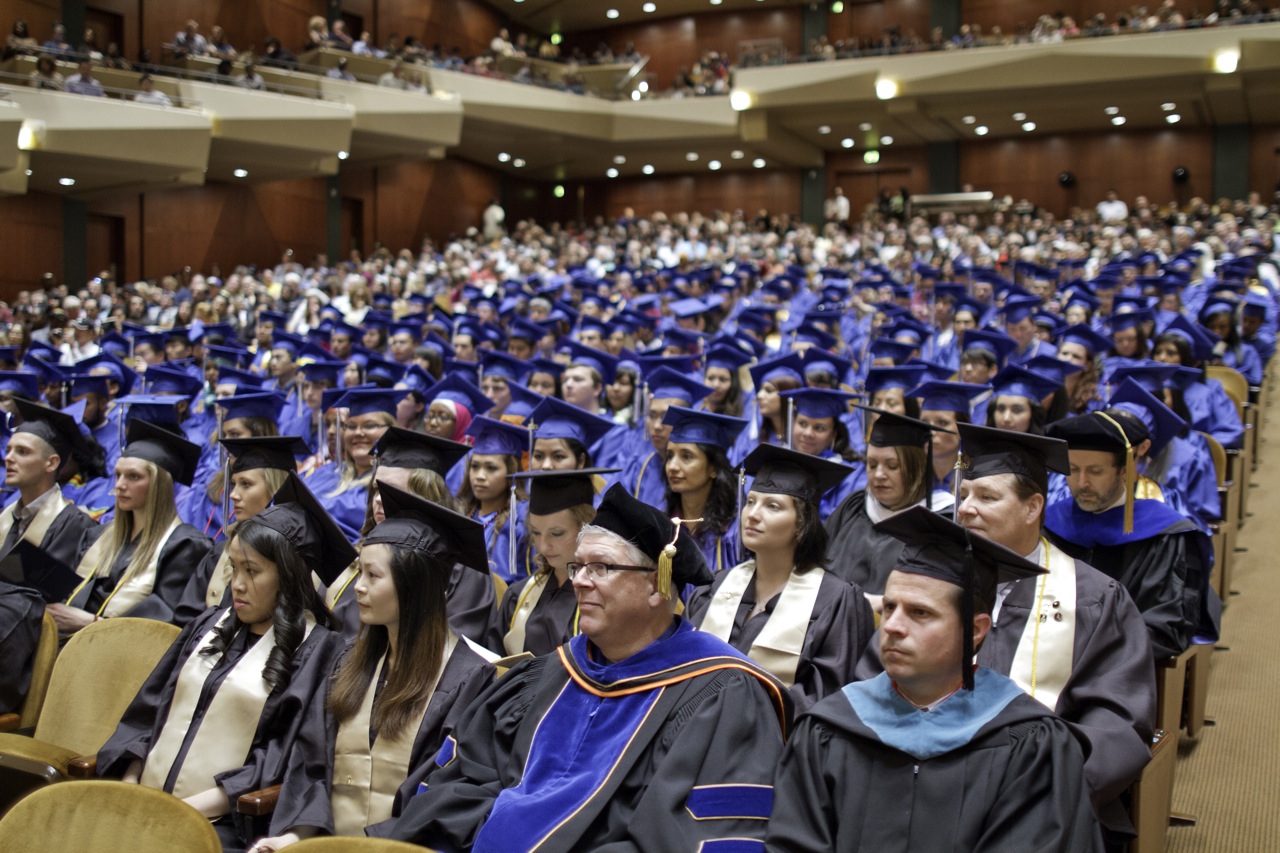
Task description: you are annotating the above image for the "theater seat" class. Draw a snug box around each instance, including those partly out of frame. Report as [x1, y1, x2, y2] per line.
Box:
[0, 617, 179, 810]
[0, 779, 220, 853]
[0, 612, 59, 733]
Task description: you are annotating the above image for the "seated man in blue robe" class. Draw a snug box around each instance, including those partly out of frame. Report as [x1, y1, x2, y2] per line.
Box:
[386, 484, 791, 852]
[768, 507, 1103, 853]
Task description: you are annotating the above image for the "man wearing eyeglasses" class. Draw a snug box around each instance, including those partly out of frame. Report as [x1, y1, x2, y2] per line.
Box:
[387, 484, 792, 852]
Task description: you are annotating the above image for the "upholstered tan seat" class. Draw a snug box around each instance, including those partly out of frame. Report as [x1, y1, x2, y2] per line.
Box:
[0, 612, 60, 733]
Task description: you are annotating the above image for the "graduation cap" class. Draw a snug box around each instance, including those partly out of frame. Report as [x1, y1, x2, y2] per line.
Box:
[883, 317, 932, 346]
[389, 319, 425, 343]
[443, 358, 481, 387]
[957, 423, 1069, 494]
[215, 391, 287, 423]
[0, 371, 42, 400]
[297, 359, 346, 386]
[465, 415, 531, 456]
[743, 443, 853, 504]
[144, 365, 203, 398]
[802, 348, 853, 384]
[480, 350, 527, 383]
[511, 467, 617, 515]
[868, 337, 918, 365]
[216, 365, 266, 391]
[365, 354, 408, 388]
[1159, 315, 1215, 364]
[120, 418, 201, 485]
[909, 381, 989, 415]
[66, 373, 112, 400]
[523, 357, 565, 383]
[1109, 378, 1187, 456]
[25, 340, 64, 364]
[96, 333, 131, 359]
[253, 472, 356, 585]
[1110, 309, 1155, 335]
[11, 397, 87, 464]
[646, 367, 711, 406]
[76, 352, 137, 396]
[1063, 290, 1101, 315]
[660, 327, 706, 353]
[562, 340, 619, 385]
[372, 426, 471, 473]
[864, 365, 928, 397]
[206, 345, 251, 369]
[333, 386, 405, 417]
[116, 394, 183, 427]
[165, 324, 204, 346]
[1002, 295, 1043, 324]
[990, 365, 1061, 402]
[397, 365, 435, 398]
[876, 505, 1046, 690]
[748, 353, 805, 389]
[1023, 355, 1083, 386]
[426, 374, 493, 415]
[527, 396, 616, 448]
[635, 354, 697, 378]
[780, 387, 858, 421]
[220, 435, 308, 474]
[857, 405, 951, 449]
[0, 539, 84, 602]
[328, 320, 364, 341]
[792, 323, 839, 351]
[257, 310, 288, 328]
[1045, 410, 1148, 533]
[662, 406, 749, 448]
[1104, 361, 1179, 394]
[590, 483, 712, 597]
[365, 481, 489, 574]
[734, 308, 775, 336]
[1242, 293, 1270, 319]
[1056, 324, 1111, 356]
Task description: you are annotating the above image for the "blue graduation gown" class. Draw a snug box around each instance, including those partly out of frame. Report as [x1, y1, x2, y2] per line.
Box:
[1183, 379, 1243, 449]
[608, 448, 667, 508]
[474, 502, 528, 583]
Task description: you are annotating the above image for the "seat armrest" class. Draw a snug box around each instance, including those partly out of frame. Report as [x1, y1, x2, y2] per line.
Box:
[66, 756, 97, 778]
[0, 713, 19, 733]
[238, 784, 282, 816]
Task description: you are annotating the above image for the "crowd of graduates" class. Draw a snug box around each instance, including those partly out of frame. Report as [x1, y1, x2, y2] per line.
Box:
[0, 193, 1274, 849]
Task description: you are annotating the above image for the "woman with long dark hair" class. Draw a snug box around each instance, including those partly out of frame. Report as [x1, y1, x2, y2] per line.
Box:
[749, 353, 805, 447]
[661, 408, 748, 576]
[1160, 314, 1247, 448]
[248, 483, 495, 850]
[458, 416, 530, 583]
[687, 445, 874, 713]
[777, 387, 864, 518]
[1200, 299, 1262, 385]
[97, 474, 347, 850]
[1055, 324, 1110, 416]
[984, 366, 1059, 436]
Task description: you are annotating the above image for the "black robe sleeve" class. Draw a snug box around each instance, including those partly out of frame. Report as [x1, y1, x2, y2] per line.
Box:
[40, 504, 99, 574]
[445, 562, 497, 647]
[0, 581, 44, 715]
[822, 493, 905, 594]
[172, 542, 223, 629]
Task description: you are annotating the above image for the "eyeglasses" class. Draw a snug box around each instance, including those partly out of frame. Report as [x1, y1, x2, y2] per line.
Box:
[424, 410, 456, 423]
[566, 561, 655, 581]
[342, 420, 387, 434]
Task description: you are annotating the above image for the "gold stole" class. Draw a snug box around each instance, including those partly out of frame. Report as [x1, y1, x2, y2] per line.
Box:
[204, 548, 234, 608]
[1136, 476, 1165, 502]
[331, 633, 458, 836]
[0, 488, 78, 548]
[324, 564, 360, 610]
[70, 517, 181, 617]
[503, 572, 551, 656]
[697, 561, 825, 688]
[140, 609, 316, 799]
[1008, 542, 1077, 712]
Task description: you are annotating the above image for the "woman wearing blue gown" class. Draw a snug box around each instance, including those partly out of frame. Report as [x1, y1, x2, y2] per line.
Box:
[777, 387, 865, 520]
[1200, 299, 1263, 385]
[316, 387, 400, 543]
[457, 415, 530, 583]
[1153, 315, 1246, 448]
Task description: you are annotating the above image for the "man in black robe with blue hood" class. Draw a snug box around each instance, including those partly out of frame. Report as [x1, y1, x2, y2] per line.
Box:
[767, 507, 1103, 852]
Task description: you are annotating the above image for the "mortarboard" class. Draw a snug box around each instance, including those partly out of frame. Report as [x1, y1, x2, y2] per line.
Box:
[255, 472, 357, 584]
[1056, 324, 1111, 355]
[645, 367, 711, 406]
[332, 387, 405, 418]
[11, 397, 87, 463]
[1002, 295, 1043, 324]
[591, 483, 713, 596]
[1109, 378, 1187, 456]
[864, 365, 928, 397]
[426, 374, 493, 415]
[75, 352, 136, 396]
[511, 468, 617, 515]
[743, 443, 853, 503]
[480, 351, 527, 383]
[216, 365, 266, 390]
[215, 391, 287, 423]
[220, 435, 308, 474]
[1023, 355, 1083, 386]
[868, 337, 919, 364]
[989, 365, 1061, 402]
[957, 422, 1069, 494]
[663, 407, 749, 448]
[527, 396, 616, 448]
[909, 381, 989, 415]
[563, 340, 619, 385]
[372, 426, 471, 473]
[465, 415, 531, 456]
[780, 387, 858, 421]
[748, 353, 805, 390]
[143, 365, 203, 398]
[0, 371, 41, 400]
[120, 418, 201, 485]
[365, 481, 489, 574]
[1046, 410, 1149, 533]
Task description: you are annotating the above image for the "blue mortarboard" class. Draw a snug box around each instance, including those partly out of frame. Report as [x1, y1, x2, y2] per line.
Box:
[780, 387, 858, 420]
[143, 365, 203, 397]
[527, 396, 616, 447]
[0, 370, 41, 399]
[215, 391, 288, 422]
[884, 317, 932, 345]
[216, 365, 266, 390]
[748, 353, 804, 389]
[1198, 300, 1237, 323]
[443, 358, 480, 386]
[1024, 355, 1083, 386]
[397, 365, 435, 397]
[97, 333, 130, 359]
[1109, 378, 1187, 455]
[802, 348, 853, 383]
[704, 344, 754, 373]
[25, 340, 63, 363]
[1113, 295, 1152, 314]
[759, 280, 792, 302]
[661, 327, 706, 352]
[905, 358, 956, 383]
[503, 382, 546, 420]
[1159, 315, 1215, 363]
[423, 332, 455, 359]
[523, 358, 565, 382]
[1002, 295, 1043, 324]
[1242, 293, 1270, 319]
[465, 415, 530, 456]
[868, 337, 919, 364]
[909, 380, 989, 414]
[306, 327, 332, 346]
[577, 316, 610, 338]
[426, 374, 493, 414]
[1064, 290, 1102, 314]
[481, 351, 526, 383]
[165, 324, 204, 345]
[257, 310, 288, 328]
[271, 329, 306, 355]
[962, 328, 1018, 364]
[116, 394, 182, 427]
[563, 340, 619, 385]
[635, 354, 697, 378]
[365, 354, 408, 386]
[990, 365, 1061, 401]
[669, 297, 711, 320]
[508, 316, 548, 343]
[329, 320, 364, 340]
[932, 283, 967, 303]
[1056, 324, 1111, 355]
[735, 309, 775, 335]
[390, 318, 425, 342]
[662, 406, 748, 447]
[1110, 309, 1155, 334]
[363, 310, 393, 331]
[206, 345, 251, 368]
[22, 354, 64, 384]
[645, 367, 711, 405]
[333, 386, 405, 417]
[792, 323, 839, 351]
[971, 268, 1012, 289]
[297, 359, 346, 386]
[1105, 361, 1180, 393]
[864, 365, 929, 396]
[66, 373, 111, 399]
[76, 352, 137, 395]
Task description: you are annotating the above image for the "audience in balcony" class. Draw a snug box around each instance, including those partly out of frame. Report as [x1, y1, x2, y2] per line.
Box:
[133, 74, 172, 107]
[4, 19, 38, 60]
[236, 61, 267, 91]
[261, 37, 298, 70]
[207, 26, 236, 59]
[327, 58, 357, 82]
[41, 23, 71, 57]
[64, 59, 105, 97]
[28, 56, 64, 90]
[172, 20, 208, 58]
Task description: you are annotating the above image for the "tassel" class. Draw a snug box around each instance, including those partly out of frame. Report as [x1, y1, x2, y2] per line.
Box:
[659, 516, 703, 600]
[1097, 412, 1135, 535]
[961, 535, 976, 692]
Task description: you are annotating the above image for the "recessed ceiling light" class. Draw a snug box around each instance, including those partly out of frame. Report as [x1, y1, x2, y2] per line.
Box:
[1111, 116, 1126, 126]
[337, 150, 349, 160]
[1012, 112, 1027, 121]
[1021, 121, 1036, 132]
[863, 150, 880, 164]
[1162, 102, 1177, 111]
[962, 115, 976, 124]
[513, 158, 526, 168]
[232, 170, 247, 179]
[630, 90, 641, 101]
[607, 8, 620, 18]
[607, 167, 619, 178]
[643, 1, 656, 10]
[817, 125, 831, 134]
[875, 78, 899, 100]
[859, 122, 872, 131]
[1213, 49, 1239, 74]
[59, 177, 75, 186]
[1166, 113, 1181, 124]
[730, 150, 744, 159]
[613, 155, 626, 164]
[841, 137, 854, 149]
[686, 152, 699, 161]
[642, 164, 655, 174]
[710, 0, 722, 5]
[638, 81, 648, 93]
[498, 152, 511, 163]
[708, 160, 722, 170]
[1104, 106, 1120, 115]
[879, 135, 894, 146]
[25, 169, 32, 176]
[753, 158, 766, 168]
[975, 125, 989, 136]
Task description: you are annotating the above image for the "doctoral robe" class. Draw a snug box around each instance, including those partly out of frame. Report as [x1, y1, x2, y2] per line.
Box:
[389, 619, 791, 852]
[766, 669, 1104, 853]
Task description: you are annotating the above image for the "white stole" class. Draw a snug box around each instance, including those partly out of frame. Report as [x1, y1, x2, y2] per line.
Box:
[140, 609, 315, 799]
[71, 517, 181, 617]
[1008, 542, 1078, 712]
[204, 548, 234, 608]
[0, 488, 78, 548]
[331, 632, 458, 836]
[698, 561, 825, 687]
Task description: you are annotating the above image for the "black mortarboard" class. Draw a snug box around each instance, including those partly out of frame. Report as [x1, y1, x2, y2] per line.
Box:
[12, 397, 86, 464]
[511, 467, 618, 515]
[372, 426, 471, 474]
[121, 418, 201, 485]
[254, 471, 357, 585]
[365, 481, 489, 574]
[591, 483, 713, 596]
[219, 435, 308, 475]
[957, 423, 1069, 494]
[1046, 411, 1146, 534]
[857, 405, 946, 448]
[742, 444, 852, 503]
[876, 505, 1045, 690]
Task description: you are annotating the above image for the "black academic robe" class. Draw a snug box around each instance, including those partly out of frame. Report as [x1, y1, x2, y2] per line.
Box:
[979, 556, 1156, 835]
[822, 491, 907, 593]
[490, 571, 578, 658]
[331, 562, 496, 647]
[388, 621, 791, 852]
[7, 501, 99, 576]
[0, 581, 44, 714]
[766, 671, 1104, 853]
[173, 541, 227, 629]
[267, 639, 495, 838]
[69, 524, 214, 624]
[685, 569, 874, 713]
[97, 607, 341, 846]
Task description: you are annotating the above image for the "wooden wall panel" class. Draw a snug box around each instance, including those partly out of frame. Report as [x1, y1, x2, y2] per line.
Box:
[589, 170, 802, 220]
[141, 0, 324, 62]
[0, 193, 63, 299]
[829, 0, 932, 46]
[1248, 126, 1280, 206]
[85, 0, 140, 63]
[569, 9, 804, 91]
[86, 194, 142, 281]
[958, 129, 1215, 217]
[375, 0, 502, 58]
[827, 146, 931, 217]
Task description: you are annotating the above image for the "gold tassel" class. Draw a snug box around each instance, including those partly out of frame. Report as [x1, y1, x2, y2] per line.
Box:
[1097, 412, 1135, 535]
[659, 516, 703, 599]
